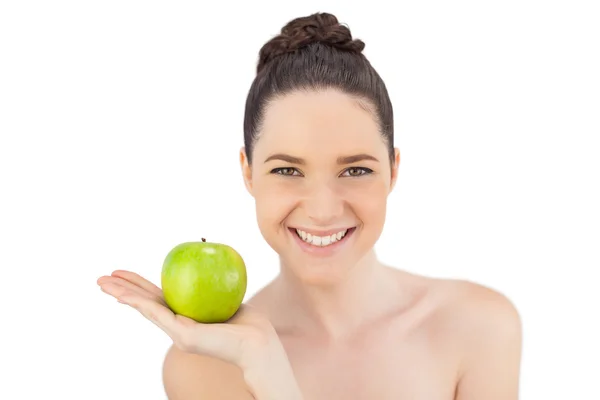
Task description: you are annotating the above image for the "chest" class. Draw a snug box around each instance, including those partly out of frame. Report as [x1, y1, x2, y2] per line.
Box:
[281, 330, 458, 400]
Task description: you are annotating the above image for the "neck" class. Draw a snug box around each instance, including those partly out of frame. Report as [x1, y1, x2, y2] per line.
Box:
[275, 249, 398, 340]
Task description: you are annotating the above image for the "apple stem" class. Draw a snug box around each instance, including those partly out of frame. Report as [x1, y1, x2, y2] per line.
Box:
[201, 238, 206, 242]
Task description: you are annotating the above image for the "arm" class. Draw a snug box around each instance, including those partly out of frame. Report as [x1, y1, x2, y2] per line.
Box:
[163, 344, 304, 400]
[242, 344, 305, 400]
[163, 345, 255, 399]
[454, 285, 523, 400]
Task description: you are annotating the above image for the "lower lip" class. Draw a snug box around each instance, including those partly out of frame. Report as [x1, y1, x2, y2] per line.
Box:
[288, 227, 356, 257]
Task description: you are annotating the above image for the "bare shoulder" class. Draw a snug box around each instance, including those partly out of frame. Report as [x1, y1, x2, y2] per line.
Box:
[397, 271, 522, 348]
[162, 345, 254, 400]
[431, 278, 523, 398]
[423, 277, 523, 398]
[435, 278, 522, 339]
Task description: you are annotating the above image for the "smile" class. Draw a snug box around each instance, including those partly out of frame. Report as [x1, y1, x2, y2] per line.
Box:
[295, 228, 348, 247]
[288, 226, 357, 253]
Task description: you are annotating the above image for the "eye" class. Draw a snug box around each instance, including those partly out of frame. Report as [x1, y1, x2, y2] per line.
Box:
[341, 167, 373, 177]
[271, 167, 302, 177]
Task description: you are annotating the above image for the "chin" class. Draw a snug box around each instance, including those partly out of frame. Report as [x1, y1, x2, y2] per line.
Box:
[280, 226, 370, 286]
[286, 258, 352, 287]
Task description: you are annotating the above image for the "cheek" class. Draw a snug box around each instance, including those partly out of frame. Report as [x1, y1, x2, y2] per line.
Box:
[346, 179, 389, 226]
[253, 180, 297, 227]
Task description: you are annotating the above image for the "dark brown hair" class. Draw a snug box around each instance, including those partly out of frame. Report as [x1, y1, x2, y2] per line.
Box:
[243, 12, 394, 165]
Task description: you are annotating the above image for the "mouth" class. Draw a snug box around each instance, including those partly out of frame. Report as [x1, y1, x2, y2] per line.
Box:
[288, 226, 357, 250]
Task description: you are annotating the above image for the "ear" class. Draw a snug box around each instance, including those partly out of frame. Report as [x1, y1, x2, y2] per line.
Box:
[389, 147, 400, 193]
[239, 147, 254, 195]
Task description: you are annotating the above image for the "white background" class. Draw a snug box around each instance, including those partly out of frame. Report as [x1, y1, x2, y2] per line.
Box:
[1, 1, 598, 399]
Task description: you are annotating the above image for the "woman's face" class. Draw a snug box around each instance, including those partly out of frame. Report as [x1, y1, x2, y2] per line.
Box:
[240, 89, 400, 286]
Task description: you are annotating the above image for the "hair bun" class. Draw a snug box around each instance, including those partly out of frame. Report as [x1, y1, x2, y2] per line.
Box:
[257, 12, 365, 73]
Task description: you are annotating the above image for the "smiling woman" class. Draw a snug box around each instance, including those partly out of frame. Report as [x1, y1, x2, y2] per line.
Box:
[243, 88, 397, 288]
[97, 11, 522, 400]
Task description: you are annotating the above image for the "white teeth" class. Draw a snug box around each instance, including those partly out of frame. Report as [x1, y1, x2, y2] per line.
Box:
[295, 229, 349, 247]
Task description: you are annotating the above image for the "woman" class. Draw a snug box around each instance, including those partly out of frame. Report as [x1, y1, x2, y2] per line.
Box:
[97, 12, 522, 399]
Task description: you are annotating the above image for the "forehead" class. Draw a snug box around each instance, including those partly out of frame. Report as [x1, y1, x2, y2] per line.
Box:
[254, 89, 385, 157]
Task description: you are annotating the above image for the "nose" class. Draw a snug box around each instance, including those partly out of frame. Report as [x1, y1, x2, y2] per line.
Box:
[302, 179, 345, 226]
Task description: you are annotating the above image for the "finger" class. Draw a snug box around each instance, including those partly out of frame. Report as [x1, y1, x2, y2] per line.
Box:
[111, 270, 163, 297]
[100, 282, 176, 336]
[98, 276, 165, 305]
[98, 281, 130, 301]
[118, 291, 179, 336]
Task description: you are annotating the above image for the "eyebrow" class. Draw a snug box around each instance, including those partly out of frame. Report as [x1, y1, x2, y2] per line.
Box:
[264, 153, 379, 165]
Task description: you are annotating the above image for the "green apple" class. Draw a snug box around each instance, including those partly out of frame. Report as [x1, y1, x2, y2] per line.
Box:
[161, 238, 247, 323]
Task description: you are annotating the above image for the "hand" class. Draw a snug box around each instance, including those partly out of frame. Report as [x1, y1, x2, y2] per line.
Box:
[97, 270, 304, 399]
[98, 270, 277, 368]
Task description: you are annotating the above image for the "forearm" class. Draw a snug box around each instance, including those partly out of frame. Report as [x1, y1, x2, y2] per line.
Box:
[244, 362, 304, 400]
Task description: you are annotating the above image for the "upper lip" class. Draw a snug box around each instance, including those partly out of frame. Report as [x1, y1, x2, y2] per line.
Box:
[290, 227, 354, 236]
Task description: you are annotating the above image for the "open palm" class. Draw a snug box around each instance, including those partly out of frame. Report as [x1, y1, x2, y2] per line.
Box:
[97, 270, 275, 369]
